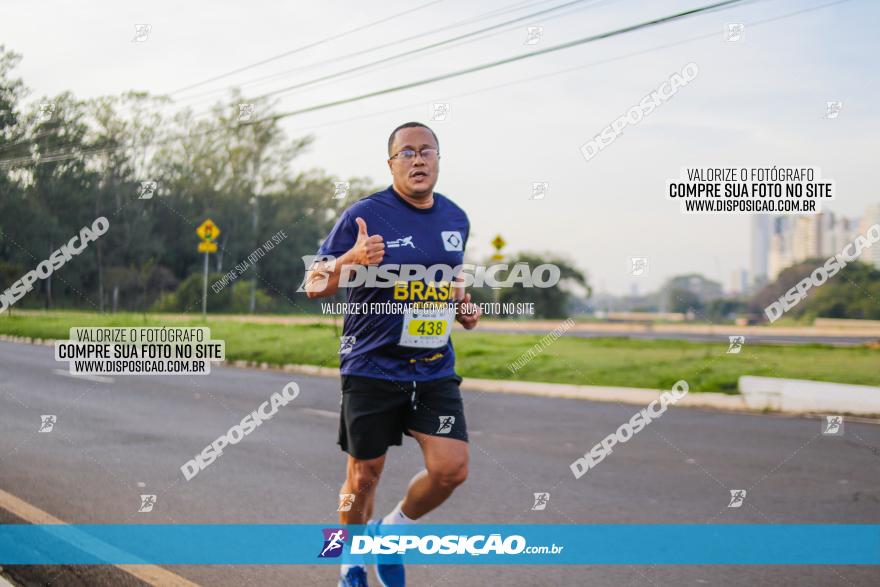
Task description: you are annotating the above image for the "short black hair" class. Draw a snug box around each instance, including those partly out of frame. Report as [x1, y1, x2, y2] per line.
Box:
[388, 122, 439, 156]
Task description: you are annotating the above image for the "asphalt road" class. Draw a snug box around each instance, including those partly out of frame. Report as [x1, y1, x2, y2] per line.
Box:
[0, 340, 878, 586]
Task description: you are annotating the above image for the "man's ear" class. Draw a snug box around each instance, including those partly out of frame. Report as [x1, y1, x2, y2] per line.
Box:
[387, 159, 393, 174]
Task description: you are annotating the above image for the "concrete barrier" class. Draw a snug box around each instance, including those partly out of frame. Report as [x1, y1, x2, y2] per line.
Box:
[739, 376, 880, 415]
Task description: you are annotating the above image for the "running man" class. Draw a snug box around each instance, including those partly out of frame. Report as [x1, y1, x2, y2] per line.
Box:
[305, 122, 481, 587]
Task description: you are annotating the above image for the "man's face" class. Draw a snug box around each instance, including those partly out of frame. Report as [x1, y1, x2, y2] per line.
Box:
[387, 127, 440, 198]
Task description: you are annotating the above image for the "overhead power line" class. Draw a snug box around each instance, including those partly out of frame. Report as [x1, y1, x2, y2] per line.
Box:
[168, 0, 447, 96]
[173, 0, 573, 107]
[226, 0, 602, 106]
[262, 0, 747, 119]
[284, 0, 852, 137]
[8, 0, 835, 171]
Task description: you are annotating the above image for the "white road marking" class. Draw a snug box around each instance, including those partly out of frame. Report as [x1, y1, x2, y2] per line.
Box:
[53, 369, 114, 383]
[300, 407, 337, 419]
[0, 487, 200, 586]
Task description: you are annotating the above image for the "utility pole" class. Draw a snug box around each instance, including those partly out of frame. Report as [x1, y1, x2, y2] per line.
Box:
[249, 196, 258, 313]
[196, 219, 220, 319]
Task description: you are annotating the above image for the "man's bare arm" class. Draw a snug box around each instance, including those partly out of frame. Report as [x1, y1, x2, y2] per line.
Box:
[305, 217, 384, 299]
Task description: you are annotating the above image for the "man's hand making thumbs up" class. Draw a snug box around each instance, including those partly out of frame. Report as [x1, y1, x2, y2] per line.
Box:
[303, 216, 384, 299]
[348, 217, 385, 266]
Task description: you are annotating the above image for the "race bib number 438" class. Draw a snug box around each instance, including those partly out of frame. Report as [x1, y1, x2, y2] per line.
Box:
[399, 305, 454, 348]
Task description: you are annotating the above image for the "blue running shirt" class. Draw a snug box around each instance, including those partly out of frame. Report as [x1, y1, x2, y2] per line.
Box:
[317, 186, 470, 381]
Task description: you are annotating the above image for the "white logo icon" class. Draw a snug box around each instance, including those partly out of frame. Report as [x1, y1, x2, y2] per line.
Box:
[441, 231, 463, 252]
[338, 493, 356, 512]
[387, 236, 415, 249]
[436, 416, 455, 434]
[339, 336, 356, 355]
[726, 23, 744, 42]
[530, 182, 549, 200]
[430, 103, 450, 122]
[524, 26, 543, 45]
[39, 415, 57, 433]
[132, 24, 152, 43]
[531, 492, 550, 510]
[297, 254, 336, 293]
[727, 489, 746, 508]
[321, 529, 346, 557]
[38, 103, 56, 122]
[727, 336, 745, 354]
[137, 180, 158, 200]
[333, 181, 350, 200]
[824, 101, 842, 120]
[138, 494, 157, 513]
[238, 103, 255, 122]
[822, 415, 844, 435]
[630, 256, 647, 276]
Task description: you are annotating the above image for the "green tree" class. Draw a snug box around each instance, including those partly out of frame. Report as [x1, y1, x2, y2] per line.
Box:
[474, 252, 589, 319]
[668, 288, 703, 314]
[750, 259, 880, 321]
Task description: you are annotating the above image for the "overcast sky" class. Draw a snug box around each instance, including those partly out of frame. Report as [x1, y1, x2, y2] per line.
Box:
[2, 0, 876, 294]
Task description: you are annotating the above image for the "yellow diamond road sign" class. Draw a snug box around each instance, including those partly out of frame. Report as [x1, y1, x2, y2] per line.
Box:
[196, 219, 220, 242]
[198, 241, 218, 253]
[491, 234, 506, 251]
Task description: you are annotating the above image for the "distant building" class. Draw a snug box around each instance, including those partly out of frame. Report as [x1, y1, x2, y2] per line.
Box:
[750, 216, 770, 288]
[859, 204, 880, 269]
[728, 269, 748, 296]
[767, 216, 794, 281]
[659, 274, 723, 312]
[791, 214, 824, 261]
[765, 210, 869, 280]
[829, 215, 859, 255]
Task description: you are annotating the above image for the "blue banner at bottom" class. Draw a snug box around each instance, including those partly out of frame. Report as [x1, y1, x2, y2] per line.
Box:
[0, 524, 877, 565]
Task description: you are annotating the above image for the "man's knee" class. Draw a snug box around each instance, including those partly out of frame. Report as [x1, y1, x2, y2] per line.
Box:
[429, 458, 468, 489]
[349, 458, 383, 493]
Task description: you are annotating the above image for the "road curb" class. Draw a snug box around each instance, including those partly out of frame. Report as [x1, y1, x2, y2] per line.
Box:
[221, 358, 751, 412]
[223, 362, 879, 417]
[459, 377, 749, 411]
[0, 334, 55, 347]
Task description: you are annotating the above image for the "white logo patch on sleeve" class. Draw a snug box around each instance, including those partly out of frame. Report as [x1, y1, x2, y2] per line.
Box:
[441, 231, 463, 251]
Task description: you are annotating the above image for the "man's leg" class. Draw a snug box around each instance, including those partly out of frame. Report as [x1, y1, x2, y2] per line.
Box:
[397, 430, 468, 520]
[339, 453, 386, 524]
[372, 402, 468, 585]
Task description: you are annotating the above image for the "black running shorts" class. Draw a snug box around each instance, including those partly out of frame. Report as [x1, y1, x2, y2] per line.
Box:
[338, 374, 468, 460]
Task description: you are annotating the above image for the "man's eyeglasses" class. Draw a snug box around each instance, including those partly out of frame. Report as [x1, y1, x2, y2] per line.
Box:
[389, 148, 439, 162]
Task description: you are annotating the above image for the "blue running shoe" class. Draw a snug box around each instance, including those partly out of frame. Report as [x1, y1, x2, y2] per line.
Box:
[367, 520, 405, 587]
[339, 565, 369, 587]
